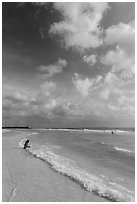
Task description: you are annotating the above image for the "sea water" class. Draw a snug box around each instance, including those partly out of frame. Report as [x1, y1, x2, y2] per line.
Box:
[19, 128, 135, 202]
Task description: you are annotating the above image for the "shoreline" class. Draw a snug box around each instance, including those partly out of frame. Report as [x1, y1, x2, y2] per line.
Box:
[2, 130, 108, 202]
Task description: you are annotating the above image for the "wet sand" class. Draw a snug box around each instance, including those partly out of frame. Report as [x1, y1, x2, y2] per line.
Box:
[2, 130, 108, 202]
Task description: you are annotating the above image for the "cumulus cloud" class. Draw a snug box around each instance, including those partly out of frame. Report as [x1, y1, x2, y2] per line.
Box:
[38, 58, 67, 77]
[2, 85, 37, 119]
[2, 80, 58, 120]
[118, 95, 134, 106]
[101, 46, 134, 78]
[73, 73, 102, 97]
[117, 94, 135, 118]
[3, 76, 134, 125]
[40, 81, 57, 97]
[104, 21, 135, 54]
[108, 103, 119, 112]
[73, 74, 93, 97]
[97, 71, 127, 100]
[49, 2, 109, 51]
[101, 21, 135, 79]
[104, 72, 117, 83]
[83, 55, 97, 66]
[100, 89, 110, 99]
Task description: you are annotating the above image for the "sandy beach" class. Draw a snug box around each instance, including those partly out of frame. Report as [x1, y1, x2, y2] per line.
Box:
[3, 2, 135, 202]
[2, 130, 107, 202]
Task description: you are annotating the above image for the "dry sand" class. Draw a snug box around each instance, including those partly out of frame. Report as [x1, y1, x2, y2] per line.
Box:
[2, 130, 108, 202]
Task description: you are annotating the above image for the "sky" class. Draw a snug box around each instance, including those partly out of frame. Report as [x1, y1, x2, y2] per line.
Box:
[2, 2, 135, 128]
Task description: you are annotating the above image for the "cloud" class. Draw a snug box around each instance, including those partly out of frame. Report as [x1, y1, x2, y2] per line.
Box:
[2, 81, 56, 120]
[101, 21, 135, 79]
[107, 103, 119, 112]
[3, 84, 35, 102]
[104, 72, 117, 83]
[104, 21, 135, 54]
[39, 26, 46, 40]
[117, 94, 135, 118]
[40, 81, 56, 97]
[2, 87, 37, 118]
[101, 46, 134, 78]
[73, 74, 93, 97]
[73, 73, 102, 97]
[49, 2, 109, 51]
[2, 79, 70, 121]
[45, 99, 57, 110]
[99, 71, 124, 98]
[3, 77, 134, 126]
[83, 55, 97, 66]
[38, 58, 67, 77]
[100, 89, 110, 99]
[31, 2, 49, 8]
[118, 95, 134, 106]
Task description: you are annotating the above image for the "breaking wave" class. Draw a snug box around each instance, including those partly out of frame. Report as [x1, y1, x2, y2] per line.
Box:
[100, 142, 134, 154]
[83, 129, 129, 134]
[19, 139, 134, 202]
[38, 128, 131, 134]
[114, 146, 133, 153]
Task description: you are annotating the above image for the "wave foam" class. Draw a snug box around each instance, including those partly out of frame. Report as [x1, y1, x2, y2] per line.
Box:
[19, 140, 134, 202]
[19, 138, 28, 148]
[19, 138, 32, 148]
[83, 129, 128, 134]
[46, 128, 129, 134]
[114, 146, 133, 153]
[100, 142, 134, 154]
[30, 132, 39, 135]
[38, 128, 130, 134]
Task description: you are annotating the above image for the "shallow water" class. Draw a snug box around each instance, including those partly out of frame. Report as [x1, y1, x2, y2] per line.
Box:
[19, 128, 135, 202]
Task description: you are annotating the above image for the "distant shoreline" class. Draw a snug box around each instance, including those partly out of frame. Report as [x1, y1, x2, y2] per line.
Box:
[2, 126, 31, 129]
[2, 126, 134, 131]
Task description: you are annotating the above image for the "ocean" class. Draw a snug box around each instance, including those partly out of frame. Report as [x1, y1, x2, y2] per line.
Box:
[19, 128, 135, 202]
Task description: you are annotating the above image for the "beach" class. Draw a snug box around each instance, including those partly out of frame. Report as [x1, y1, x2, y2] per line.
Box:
[3, 2, 135, 202]
[2, 129, 108, 202]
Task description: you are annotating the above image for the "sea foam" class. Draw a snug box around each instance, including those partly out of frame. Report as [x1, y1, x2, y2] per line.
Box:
[19, 139, 134, 202]
[114, 146, 133, 153]
[37, 128, 129, 134]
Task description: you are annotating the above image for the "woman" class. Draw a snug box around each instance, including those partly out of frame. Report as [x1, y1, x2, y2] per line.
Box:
[23, 140, 30, 149]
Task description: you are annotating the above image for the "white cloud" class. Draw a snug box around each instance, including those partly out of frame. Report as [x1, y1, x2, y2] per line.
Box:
[40, 81, 56, 97]
[120, 65, 135, 79]
[73, 73, 102, 97]
[3, 77, 135, 125]
[98, 72, 125, 100]
[101, 46, 134, 79]
[118, 95, 134, 105]
[117, 94, 135, 118]
[38, 58, 67, 77]
[104, 21, 135, 54]
[73, 73, 93, 97]
[49, 2, 109, 51]
[108, 103, 119, 112]
[101, 21, 135, 79]
[44, 99, 57, 118]
[104, 72, 117, 83]
[83, 55, 97, 66]
[2, 84, 34, 103]
[2, 84, 38, 118]
[95, 75, 103, 84]
[100, 89, 110, 99]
